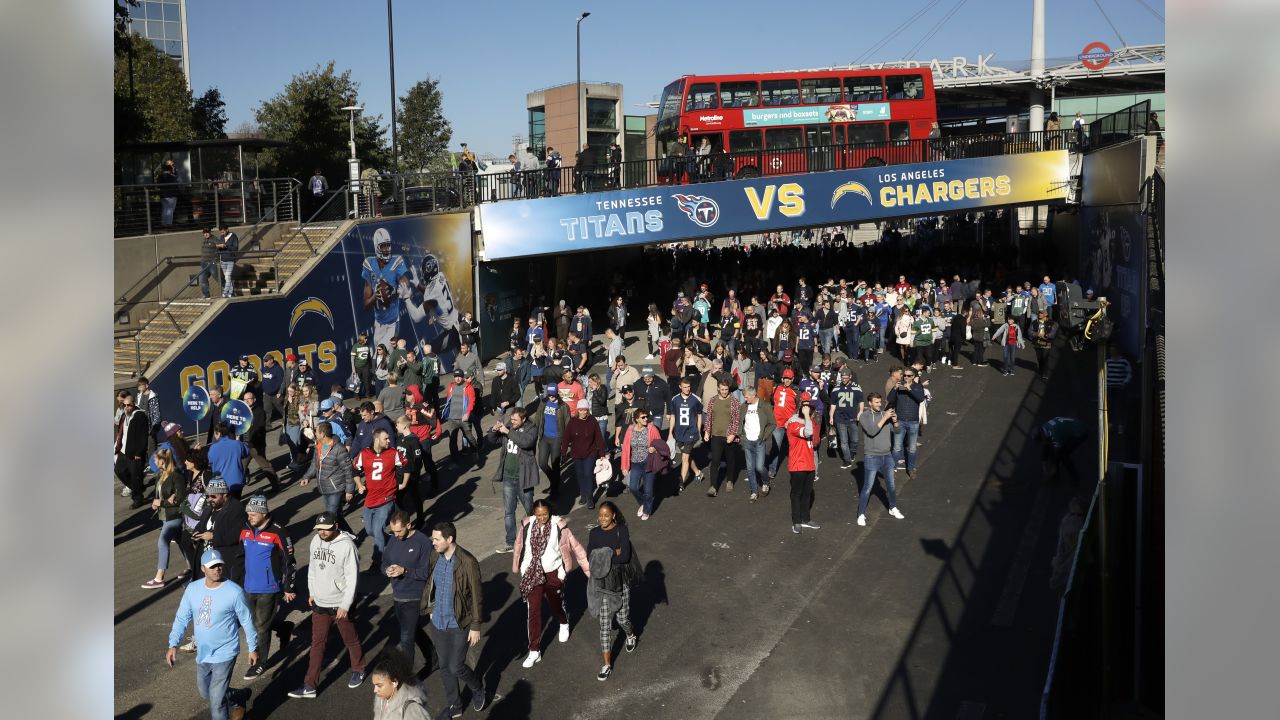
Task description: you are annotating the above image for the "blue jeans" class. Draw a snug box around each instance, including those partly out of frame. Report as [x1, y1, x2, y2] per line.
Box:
[157, 517, 184, 572]
[877, 322, 888, 350]
[161, 196, 178, 226]
[195, 658, 236, 720]
[742, 438, 767, 493]
[573, 457, 597, 505]
[1002, 343, 1017, 372]
[627, 463, 655, 514]
[835, 421, 859, 464]
[362, 502, 394, 563]
[892, 420, 920, 471]
[220, 261, 235, 297]
[503, 477, 534, 546]
[393, 599, 423, 668]
[819, 328, 835, 354]
[858, 454, 898, 516]
[768, 426, 788, 476]
[194, 260, 218, 298]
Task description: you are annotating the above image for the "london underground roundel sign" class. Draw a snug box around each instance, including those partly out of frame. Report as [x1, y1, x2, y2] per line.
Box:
[1079, 42, 1114, 70]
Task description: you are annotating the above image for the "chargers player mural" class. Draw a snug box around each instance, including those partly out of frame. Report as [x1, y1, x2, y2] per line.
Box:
[353, 216, 471, 373]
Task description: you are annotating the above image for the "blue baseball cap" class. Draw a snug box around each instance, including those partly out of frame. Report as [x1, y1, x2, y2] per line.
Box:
[546, 383, 558, 396]
[200, 548, 225, 567]
[319, 398, 335, 411]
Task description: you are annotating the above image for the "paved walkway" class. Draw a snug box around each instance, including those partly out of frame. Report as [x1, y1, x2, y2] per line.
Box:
[115, 329, 1093, 720]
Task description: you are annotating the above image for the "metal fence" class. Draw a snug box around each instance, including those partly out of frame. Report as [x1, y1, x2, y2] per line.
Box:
[1087, 100, 1154, 152]
[113, 177, 300, 237]
[352, 129, 1080, 219]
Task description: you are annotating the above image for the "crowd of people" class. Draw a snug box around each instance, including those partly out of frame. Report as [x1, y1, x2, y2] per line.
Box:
[118, 232, 1094, 718]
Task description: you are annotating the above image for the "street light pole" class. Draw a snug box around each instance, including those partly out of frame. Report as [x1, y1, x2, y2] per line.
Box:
[576, 12, 591, 152]
[386, 0, 399, 172]
[341, 104, 364, 214]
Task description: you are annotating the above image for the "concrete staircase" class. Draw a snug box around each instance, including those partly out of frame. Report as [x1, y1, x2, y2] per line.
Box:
[113, 220, 353, 382]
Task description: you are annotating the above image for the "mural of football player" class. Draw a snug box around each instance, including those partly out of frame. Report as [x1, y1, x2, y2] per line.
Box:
[405, 251, 462, 368]
[361, 227, 412, 352]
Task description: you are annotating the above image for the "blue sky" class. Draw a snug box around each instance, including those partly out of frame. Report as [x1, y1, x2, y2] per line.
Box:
[185, 0, 1163, 159]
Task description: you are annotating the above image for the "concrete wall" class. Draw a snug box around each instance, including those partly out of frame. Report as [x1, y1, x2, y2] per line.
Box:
[114, 222, 287, 329]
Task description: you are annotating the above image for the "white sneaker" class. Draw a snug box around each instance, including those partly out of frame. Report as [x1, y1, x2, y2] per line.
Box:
[121, 486, 132, 497]
[636, 505, 644, 518]
[857, 514, 867, 526]
[644, 354, 655, 360]
[522, 651, 542, 668]
[558, 623, 570, 643]
[889, 507, 905, 519]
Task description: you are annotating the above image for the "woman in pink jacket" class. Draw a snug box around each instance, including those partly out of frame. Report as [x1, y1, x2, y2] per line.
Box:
[619, 409, 670, 520]
[512, 499, 590, 669]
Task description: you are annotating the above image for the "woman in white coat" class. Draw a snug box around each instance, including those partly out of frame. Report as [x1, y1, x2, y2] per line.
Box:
[511, 499, 591, 668]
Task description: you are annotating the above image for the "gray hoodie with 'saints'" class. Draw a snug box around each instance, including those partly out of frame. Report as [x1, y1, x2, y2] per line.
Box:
[306, 531, 359, 611]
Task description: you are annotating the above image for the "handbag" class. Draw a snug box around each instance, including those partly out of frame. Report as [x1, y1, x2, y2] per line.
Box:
[594, 456, 613, 486]
[965, 326, 973, 341]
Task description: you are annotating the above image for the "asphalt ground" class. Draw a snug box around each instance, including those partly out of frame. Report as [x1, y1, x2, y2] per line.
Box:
[115, 329, 1095, 720]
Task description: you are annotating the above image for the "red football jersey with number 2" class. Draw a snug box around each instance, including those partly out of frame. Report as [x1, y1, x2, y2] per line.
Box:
[354, 447, 405, 508]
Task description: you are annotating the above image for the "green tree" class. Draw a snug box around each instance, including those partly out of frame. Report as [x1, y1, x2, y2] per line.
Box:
[114, 32, 193, 145]
[191, 87, 229, 139]
[254, 61, 389, 183]
[398, 78, 453, 173]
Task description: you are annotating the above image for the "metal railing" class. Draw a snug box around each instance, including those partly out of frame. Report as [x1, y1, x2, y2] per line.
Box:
[1087, 100, 1154, 152]
[115, 183, 353, 378]
[356, 129, 1079, 218]
[113, 177, 301, 237]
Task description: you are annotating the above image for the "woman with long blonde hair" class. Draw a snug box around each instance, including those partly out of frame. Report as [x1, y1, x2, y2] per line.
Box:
[141, 447, 189, 589]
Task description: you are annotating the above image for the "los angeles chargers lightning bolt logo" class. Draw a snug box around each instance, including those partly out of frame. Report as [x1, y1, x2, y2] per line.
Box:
[831, 181, 874, 209]
[672, 194, 721, 228]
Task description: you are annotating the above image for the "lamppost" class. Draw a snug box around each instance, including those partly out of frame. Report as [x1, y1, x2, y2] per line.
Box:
[341, 104, 363, 215]
[386, 0, 399, 172]
[576, 12, 591, 152]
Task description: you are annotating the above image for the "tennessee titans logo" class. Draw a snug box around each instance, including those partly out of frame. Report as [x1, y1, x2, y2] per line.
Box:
[672, 194, 721, 228]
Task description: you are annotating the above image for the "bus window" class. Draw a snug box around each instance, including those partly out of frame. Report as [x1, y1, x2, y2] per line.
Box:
[844, 76, 884, 102]
[728, 129, 763, 152]
[765, 127, 804, 149]
[720, 81, 759, 108]
[886, 74, 925, 100]
[847, 123, 887, 145]
[890, 121, 911, 143]
[761, 79, 800, 107]
[684, 83, 719, 112]
[801, 77, 843, 104]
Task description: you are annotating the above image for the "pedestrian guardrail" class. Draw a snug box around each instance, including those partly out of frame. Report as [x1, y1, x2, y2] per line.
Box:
[113, 177, 301, 238]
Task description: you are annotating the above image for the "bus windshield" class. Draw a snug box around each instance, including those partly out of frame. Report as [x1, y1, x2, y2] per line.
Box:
[655, 79, 685, 151]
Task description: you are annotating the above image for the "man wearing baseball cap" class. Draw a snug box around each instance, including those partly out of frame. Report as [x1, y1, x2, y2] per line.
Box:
[636, 367, 670, 433]
[537, 384, 569, 499]
[292, 357, 316, 389]
[229, 354, 258, 401]
[194, 478, 248, 585]
[289, 512, 366, 698]
[317, 398, 350, 446]
[768, 369, 798, 479]
[829, 368, 865, 470]
[489, 361, 520, 418]
[238, 495, 295, 681]
[166, 548, 258, 720]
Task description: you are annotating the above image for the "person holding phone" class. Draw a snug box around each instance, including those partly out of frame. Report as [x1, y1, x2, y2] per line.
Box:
[857, 393, 906, 526]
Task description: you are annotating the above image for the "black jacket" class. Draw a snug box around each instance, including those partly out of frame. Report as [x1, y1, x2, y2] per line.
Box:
[119, 408, 150, 458]
[489, 373, 521, 412]
[205, 399, 227, 444]
[635, 377, 670, 418]
[247, 404, 267, 449]
[950, 314, 968, 344]
[458, 318, 480, 347]
[396, 432, 425, 480]
[204, 496, 248, 570]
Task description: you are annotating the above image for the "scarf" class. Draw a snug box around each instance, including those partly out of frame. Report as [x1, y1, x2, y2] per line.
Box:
[518, 520, 550, 598]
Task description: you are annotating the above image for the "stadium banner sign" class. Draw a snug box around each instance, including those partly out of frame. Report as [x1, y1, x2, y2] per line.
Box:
[479, 151, 1069, 259]
[148, 213, 474, 436]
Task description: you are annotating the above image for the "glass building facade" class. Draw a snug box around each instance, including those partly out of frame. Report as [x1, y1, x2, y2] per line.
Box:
[128, 0, 190, 87]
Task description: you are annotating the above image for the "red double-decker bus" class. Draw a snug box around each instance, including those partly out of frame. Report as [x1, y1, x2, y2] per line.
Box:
[654, 67, 938, 180]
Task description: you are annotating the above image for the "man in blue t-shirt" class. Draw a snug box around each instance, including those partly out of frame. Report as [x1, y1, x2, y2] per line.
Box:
[1039, 275, 1057, 307]
[795, 313, 817, 372]
[665, 377, 704, 491]
[537, 385, 568, 499]
[166, 548, 258, 720]
[207, 422, 250, 498]
[828, 368, 865, 469]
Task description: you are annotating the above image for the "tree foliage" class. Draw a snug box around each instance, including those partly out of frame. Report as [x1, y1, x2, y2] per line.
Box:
[114, 32, 193, 145]
[254, 61, 390, 182]
[398, 78, 453, 173]
[191, 87, 229, 140]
